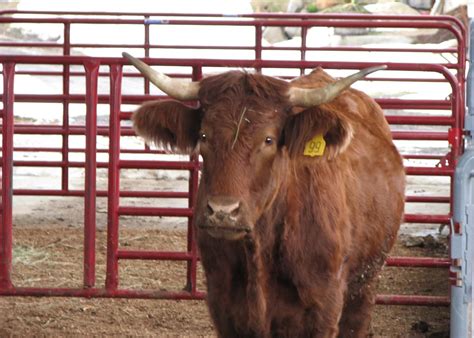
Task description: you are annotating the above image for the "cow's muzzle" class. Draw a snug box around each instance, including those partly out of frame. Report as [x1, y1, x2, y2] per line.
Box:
[198, 196, 251, 240]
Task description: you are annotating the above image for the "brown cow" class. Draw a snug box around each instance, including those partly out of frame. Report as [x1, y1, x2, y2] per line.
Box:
[124, 53, 405, 338]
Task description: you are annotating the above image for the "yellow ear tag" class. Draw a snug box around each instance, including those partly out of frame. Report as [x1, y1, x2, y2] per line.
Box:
[304, 134, 326, 157]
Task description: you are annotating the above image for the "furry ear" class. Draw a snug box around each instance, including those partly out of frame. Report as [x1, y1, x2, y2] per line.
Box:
[133, 100, 202, 154]
[284, 106, 353, 160]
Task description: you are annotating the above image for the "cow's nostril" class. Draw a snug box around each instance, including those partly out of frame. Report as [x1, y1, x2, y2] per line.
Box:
[230, 206, 240, 217]
[207, 204, 215, 216]
[207, 198, 241, 217]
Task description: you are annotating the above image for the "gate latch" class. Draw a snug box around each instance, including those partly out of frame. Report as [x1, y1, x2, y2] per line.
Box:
[450, 205, 473, 302]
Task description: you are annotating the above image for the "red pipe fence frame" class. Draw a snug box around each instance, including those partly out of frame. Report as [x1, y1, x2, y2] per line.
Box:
[0, 11, 466, 309]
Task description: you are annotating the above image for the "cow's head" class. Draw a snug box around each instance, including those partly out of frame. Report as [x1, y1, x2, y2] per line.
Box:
[125, 53, 385, 241]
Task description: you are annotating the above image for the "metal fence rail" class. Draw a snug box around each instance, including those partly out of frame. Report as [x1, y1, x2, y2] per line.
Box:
[0, 12, 466, 311]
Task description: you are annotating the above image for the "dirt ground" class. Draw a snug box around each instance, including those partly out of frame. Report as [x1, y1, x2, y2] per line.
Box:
[0, 191, 450, 337]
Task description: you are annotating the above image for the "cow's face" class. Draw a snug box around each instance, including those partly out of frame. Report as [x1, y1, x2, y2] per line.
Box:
[194, 75, 290, 240]
[126, 53, 383, 241]
[197, 109, 285, 240]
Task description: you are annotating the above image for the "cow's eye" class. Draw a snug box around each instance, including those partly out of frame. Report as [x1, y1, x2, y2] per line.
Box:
[264, 137, 274, 146]
[199, 132, 207, 142]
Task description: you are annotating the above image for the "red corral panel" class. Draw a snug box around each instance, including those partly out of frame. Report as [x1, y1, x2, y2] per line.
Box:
[0, 11, 466, 310]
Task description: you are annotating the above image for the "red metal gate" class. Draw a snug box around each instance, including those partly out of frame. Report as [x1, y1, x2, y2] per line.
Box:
[0, 11, 466, 307]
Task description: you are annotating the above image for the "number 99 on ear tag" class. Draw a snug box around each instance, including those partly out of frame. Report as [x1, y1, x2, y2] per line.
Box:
[303, 134, 326, 157]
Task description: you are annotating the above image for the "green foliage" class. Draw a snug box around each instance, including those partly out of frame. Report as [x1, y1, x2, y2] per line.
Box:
[306, 3, 318, 12]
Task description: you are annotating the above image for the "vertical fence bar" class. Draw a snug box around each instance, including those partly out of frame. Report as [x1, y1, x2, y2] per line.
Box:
[0, 62, 15, 290]
[456, 21, 467, 133]
[144, 15, 151, 95]
[187, 153, 200, 295]
[62, 23, 71, 192]
[83, 60, 100, 288]
[300, 24, 307, 76]
[185, 65, 202, 294]
[106, 64, 123, 291]
[255, 24, 262, 73]
[142, 23, 151, 154]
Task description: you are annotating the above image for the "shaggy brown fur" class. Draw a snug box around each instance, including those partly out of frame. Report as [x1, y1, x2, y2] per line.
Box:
[132, 68, 405, 338]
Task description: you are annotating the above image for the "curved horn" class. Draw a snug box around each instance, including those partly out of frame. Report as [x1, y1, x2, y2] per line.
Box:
[288, 65, 387, 107]
[122, 52, 200, 101]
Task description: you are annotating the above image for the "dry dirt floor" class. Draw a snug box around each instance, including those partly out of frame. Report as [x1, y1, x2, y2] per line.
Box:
[0, 192, 450, 337]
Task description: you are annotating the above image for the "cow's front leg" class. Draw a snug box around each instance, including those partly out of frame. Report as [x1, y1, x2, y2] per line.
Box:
[199, 237, 241, 337]
[337, 282, 375, 338]
[201, 235, 269, 338]
[243, 235, 269, 337]
[206, 265, 262, 338]
[297, 276, 346, 338]
[206, 286, 240, 338]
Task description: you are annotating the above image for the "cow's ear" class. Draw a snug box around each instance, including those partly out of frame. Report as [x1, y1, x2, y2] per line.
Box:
[283, 106, 353, 160]
[133, 100, 202, 154]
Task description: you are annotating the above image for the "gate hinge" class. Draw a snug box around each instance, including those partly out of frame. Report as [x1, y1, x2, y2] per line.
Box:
[462, 205, 473, 301]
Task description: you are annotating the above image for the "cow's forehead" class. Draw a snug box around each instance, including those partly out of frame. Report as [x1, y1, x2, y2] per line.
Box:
[197, 71, 290, 136]
[199, 71, 289, 112]
[201, 101, 285, 131]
